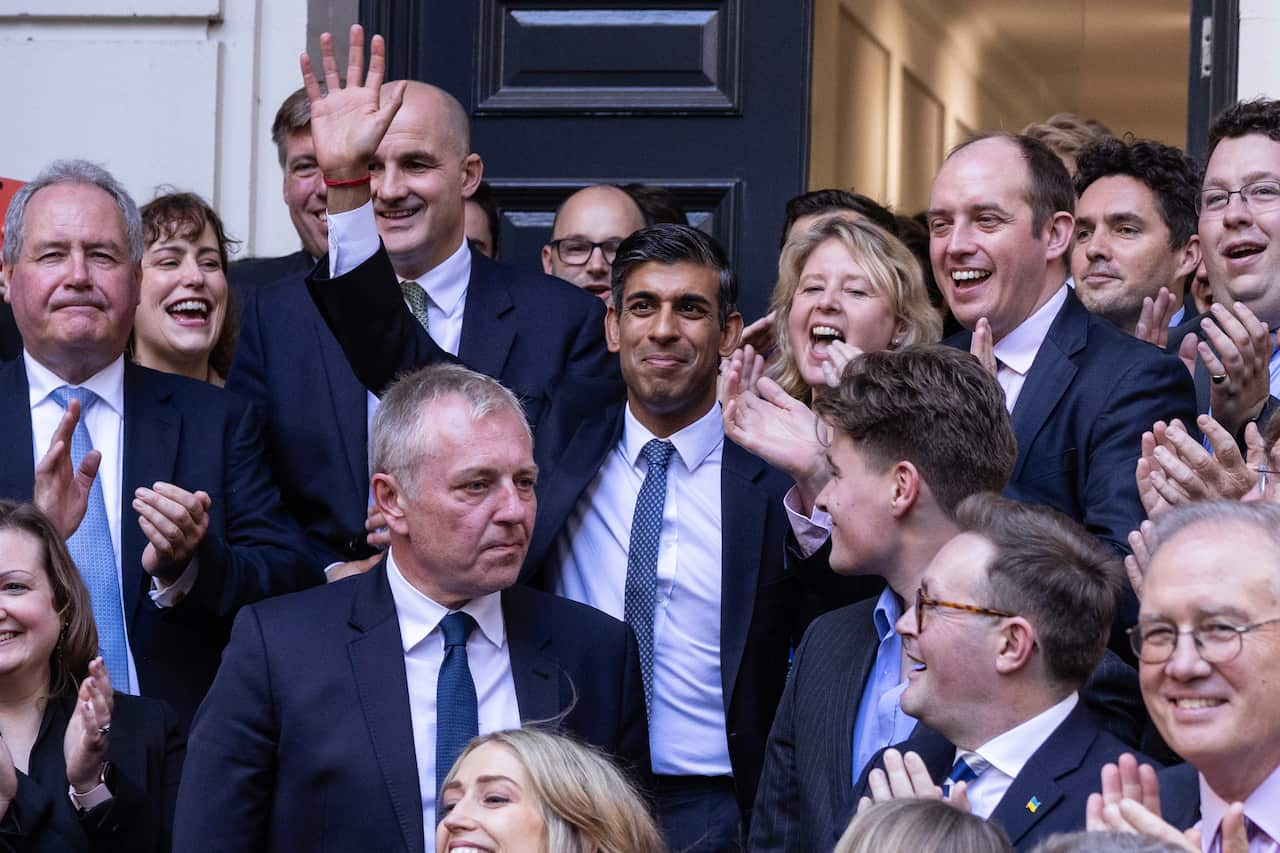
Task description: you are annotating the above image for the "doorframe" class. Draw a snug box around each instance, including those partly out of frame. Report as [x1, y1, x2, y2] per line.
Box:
[1186, 0, 1239, 161]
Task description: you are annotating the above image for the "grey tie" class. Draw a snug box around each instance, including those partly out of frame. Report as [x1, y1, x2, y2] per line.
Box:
[400, 280, 430, 334]
[624, 439, 676, 715]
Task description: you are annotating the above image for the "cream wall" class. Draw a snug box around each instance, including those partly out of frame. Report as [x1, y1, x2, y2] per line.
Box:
[0, 0, 321, 258]
[1238, 0, 1280, 101]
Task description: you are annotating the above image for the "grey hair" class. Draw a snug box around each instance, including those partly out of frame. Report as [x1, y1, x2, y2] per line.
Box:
[1151, 500, 1280, 593]
[369, 363, 529, 495]
[3, 159, 143, 267]
[1028, 830, 1187, 853]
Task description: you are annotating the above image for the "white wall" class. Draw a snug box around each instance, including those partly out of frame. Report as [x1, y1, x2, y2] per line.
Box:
[0, 0, 313, 258]
[1238, 0, 1280, 101]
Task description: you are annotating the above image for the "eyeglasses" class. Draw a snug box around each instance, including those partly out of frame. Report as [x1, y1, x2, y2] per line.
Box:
[1253, 466, 1279, 501]
[547, 238, 623, 266]
[913, 581, 1017, 632]
[1198, 180, 1280, 216]
[1126, 616, 1280, 664]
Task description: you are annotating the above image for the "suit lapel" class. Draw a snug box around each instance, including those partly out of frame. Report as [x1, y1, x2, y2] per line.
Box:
[1009, 293, 1085, 480]
[829, 606, 884, 819]
[348, 562, 425, 853]
[718, 439, 767, 715]
[988, 702, 1093, 845]
[312, 305, 371, 504]
[0, 361, 35, 500]
[503, 588, 561, 721]
[458, 254, 515, 380]
[121, 365, 180, 627]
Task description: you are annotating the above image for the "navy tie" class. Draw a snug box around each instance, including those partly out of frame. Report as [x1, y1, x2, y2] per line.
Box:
[942, 753, 986, 798]
[50, 386, 131, 693]
[435, 610, 478, 819]
[624, 439, 676, 716]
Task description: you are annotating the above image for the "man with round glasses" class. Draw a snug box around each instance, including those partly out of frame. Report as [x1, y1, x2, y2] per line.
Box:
[541, 184, 648, 299]
[1089, 500, 1280, 847]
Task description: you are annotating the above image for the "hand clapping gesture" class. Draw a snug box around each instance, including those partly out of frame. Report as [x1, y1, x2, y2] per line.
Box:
[33, 398, 101, 541]
[64, 657, 114, 798]
[857, 749, 971, 815]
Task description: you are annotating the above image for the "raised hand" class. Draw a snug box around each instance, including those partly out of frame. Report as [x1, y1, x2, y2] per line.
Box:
[739, 311, 777, 358]
[1148, 416, 1256, 504]
[723, 376, 829, 511]
[64, 657, 114, 794]
[300, 25, 407, 188]
[134, 482, 212, 579]
[970, 317, 997, 377]
[1134, 287, 1177, 349]
[857, 749, 968, 813]
[1124, 520, 1158, 601]
[717, 345, 766, 409]
[820, 339, 864, 388]
[1199, 301, 1273, 436]
[33, 398, 101, 540]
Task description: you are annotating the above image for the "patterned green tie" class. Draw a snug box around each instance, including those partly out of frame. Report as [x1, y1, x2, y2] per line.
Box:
[399, 280, 430, 334]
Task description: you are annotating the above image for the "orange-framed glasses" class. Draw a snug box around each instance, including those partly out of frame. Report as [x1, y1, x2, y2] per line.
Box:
[914, 580, 1017, 631]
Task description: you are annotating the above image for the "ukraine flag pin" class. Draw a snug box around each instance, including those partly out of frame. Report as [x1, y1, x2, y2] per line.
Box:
[1026, 796, 1041, 813]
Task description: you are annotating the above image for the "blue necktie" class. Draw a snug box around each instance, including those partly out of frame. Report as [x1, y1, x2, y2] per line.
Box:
[943, 753, 985, 798]
[624, 439, 676, 716]
[50, 386, 131, 693]
[435, 610, 477, 819]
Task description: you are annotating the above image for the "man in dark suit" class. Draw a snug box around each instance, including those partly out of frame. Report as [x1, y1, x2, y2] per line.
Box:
[227, 29, 615, 578]
[0, 159, 317, 730]
[173, 364, 649, 853]
[853, 495, 1148, 851]
[927, 132, 1197, 558]
[0, 301, 20, 360]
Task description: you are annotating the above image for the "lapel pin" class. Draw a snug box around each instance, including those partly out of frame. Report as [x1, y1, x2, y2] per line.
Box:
[1026, 796, 1041, 813]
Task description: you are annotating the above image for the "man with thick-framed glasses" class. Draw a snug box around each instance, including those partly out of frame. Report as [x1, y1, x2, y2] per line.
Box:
[850, 493, 1153, 851]
[541, 184, 648, 300]
[1087, 501, 1280, 848]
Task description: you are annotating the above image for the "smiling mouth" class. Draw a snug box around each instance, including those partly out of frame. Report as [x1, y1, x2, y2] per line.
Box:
[1226, 244, 1265, 259]
[1172, 697, 1225, 710]
[810, 325, 845, 346]
[951, 269, 992, 284]
[0, 632, 18, 643]
[167, 299, 211, 322]
[377, 208, 420, 222]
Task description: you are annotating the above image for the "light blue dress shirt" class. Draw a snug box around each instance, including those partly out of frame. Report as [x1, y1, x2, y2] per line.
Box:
[851, 586, 917, 783]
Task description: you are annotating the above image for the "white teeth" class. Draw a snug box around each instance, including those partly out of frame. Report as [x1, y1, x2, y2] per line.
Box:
[912, 663, 926, 671]
[379, 209, 417, 219]
[1174, 698, 1223, 709]
[0, 633, 16, 642]
[318, 212, 327, 223]
[811, 325, 845, 341]
[169, 300, 209, 316]
[951, 270, 990, 281]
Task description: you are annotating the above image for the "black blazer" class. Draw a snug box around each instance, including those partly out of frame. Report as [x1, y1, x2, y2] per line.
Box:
[1156, 762, 1200, 830]
[228, 245, 617, 568]
[522, 393, 811, 822]
[852, 703, 1156, 851]
[0, 693, 184, 853]
[749, 598, 1147, 852]
[172, 562, 650, 853]
[226, 249, 314, 296]
[0, 303, 20, 362]
[0, 360, 319, 729]
[948, 289, 1197, 558]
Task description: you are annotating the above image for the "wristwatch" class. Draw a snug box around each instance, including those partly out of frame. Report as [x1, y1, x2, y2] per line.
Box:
[68, 762, 112, 812]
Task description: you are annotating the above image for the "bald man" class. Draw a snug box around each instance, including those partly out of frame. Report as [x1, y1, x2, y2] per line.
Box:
[542, 184, 648, 299]
[229, 29, 617, 579]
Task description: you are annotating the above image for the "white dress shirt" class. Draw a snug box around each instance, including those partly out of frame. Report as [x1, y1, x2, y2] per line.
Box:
[385, 547, 521, 846]
[992, 284, 1069, 413]
[25, 353, 199, 694]
[960, 692, 1078, 819]
[549, 402, 731, 776]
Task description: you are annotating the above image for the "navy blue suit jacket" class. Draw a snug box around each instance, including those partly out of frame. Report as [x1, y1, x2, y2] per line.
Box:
[172, 563, 650, 853]
[0, 360, 319, 730]
[0, 303, 20, 362]
[522, 392, 812, 822]
[1156, 762, 1201, 830]
[948, 289, 1197, 557]
[227, 249, 314, 296]
[228, 245, 616, 568]
[852, 703, 1156, 851]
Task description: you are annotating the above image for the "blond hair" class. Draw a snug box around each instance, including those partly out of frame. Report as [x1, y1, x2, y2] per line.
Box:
[767, 214, 941, 400]
[441, 729, 666, 853]
[835, 800, 1011, 853]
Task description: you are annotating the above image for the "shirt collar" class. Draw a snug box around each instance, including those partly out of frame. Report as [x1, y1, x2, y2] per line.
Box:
[1199, 762, 1280, 847]
[405, 238, 471, 318]
[873, 586, 904, 641]
[972, 692, 1078, 781]
[992, 284, 1069, 376]
[621, 401, 724, 474]
[25, 352, 125, 417]
[384, 547, 506, 655]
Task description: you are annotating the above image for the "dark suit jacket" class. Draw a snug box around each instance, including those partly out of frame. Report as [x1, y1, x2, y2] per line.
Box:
[226, 249, 314, 296]
[0, 303, 20, 362]
[948, 289, 1197, 557]
[0, 694, 184, 853]
[0, 360, 319, 729]
[522, 393, 812, 823]
[1156, 762, 1201, 830]
[228, 245, 616, 568]
[852, 703, 1154, 851]
[749, 598, 1147, 852]
[172, 563, 650, 853]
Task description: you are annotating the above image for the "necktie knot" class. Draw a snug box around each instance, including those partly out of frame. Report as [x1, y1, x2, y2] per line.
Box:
[440, 611, 477, 648]
[51, 385, 99, 413]
[942, 753, 988, 797]
[641, 439, 675, 472]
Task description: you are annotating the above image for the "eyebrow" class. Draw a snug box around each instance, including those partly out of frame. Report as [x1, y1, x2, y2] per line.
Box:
[29, 238, 125, 255]
[625, 290, 713, 306]
[476, 774, 519, 785]
[1204, 171, 1280, 187]
[1140, 604, 1253, 622]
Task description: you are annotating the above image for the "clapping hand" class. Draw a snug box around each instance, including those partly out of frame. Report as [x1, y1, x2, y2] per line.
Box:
[64, 657, 113, 796]
[1134, 288, 1179, 349]
[1197, 301, 1273, 437]
[723, 376, 829, 512]
[857, 749, 970, 814]
[33, 398, 101, 540]
[135, 482, 211, 580]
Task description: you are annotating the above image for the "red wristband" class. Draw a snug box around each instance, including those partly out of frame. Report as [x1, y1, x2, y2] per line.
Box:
[322, 174, 371, 188]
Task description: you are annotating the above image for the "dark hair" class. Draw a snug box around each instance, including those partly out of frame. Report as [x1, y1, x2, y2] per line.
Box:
[956, 493, 1124, 688]
[780, 189, 899, 249]
[139, 191, 241, 377]
[1074, 137, 1201, 247]
[1207, 97, 1280, 161]
[0, 501, 98, 698]
[610, 224, 737, 328]
[813, 345, 1015, 515]
[468, 180, 501, 258]
[620, 183, 688, 226]
[949, 132, 1075, 235]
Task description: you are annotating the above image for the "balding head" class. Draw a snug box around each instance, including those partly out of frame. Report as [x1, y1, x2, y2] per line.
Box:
[542, 184, 647, 299]
[371, 81, 484, 280]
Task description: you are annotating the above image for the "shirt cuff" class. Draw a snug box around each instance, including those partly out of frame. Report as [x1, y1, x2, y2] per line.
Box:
[784, 484, 831, 558]
[327, 201, 380, 278]
[149, 556, 199, 607]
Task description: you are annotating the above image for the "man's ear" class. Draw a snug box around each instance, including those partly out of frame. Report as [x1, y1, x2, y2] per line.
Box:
[605, 303, 622, 354]
[1175, 234, 1202, 281]
[461, 153, 484, 199]
[888, 461, 921, 518]
[541, 244, 555, 276]
[1043, 211, 1075, 262]
[718, 311, 743, 357]
[994, 617, 1038, 675]
[371, 473, 410, 536]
